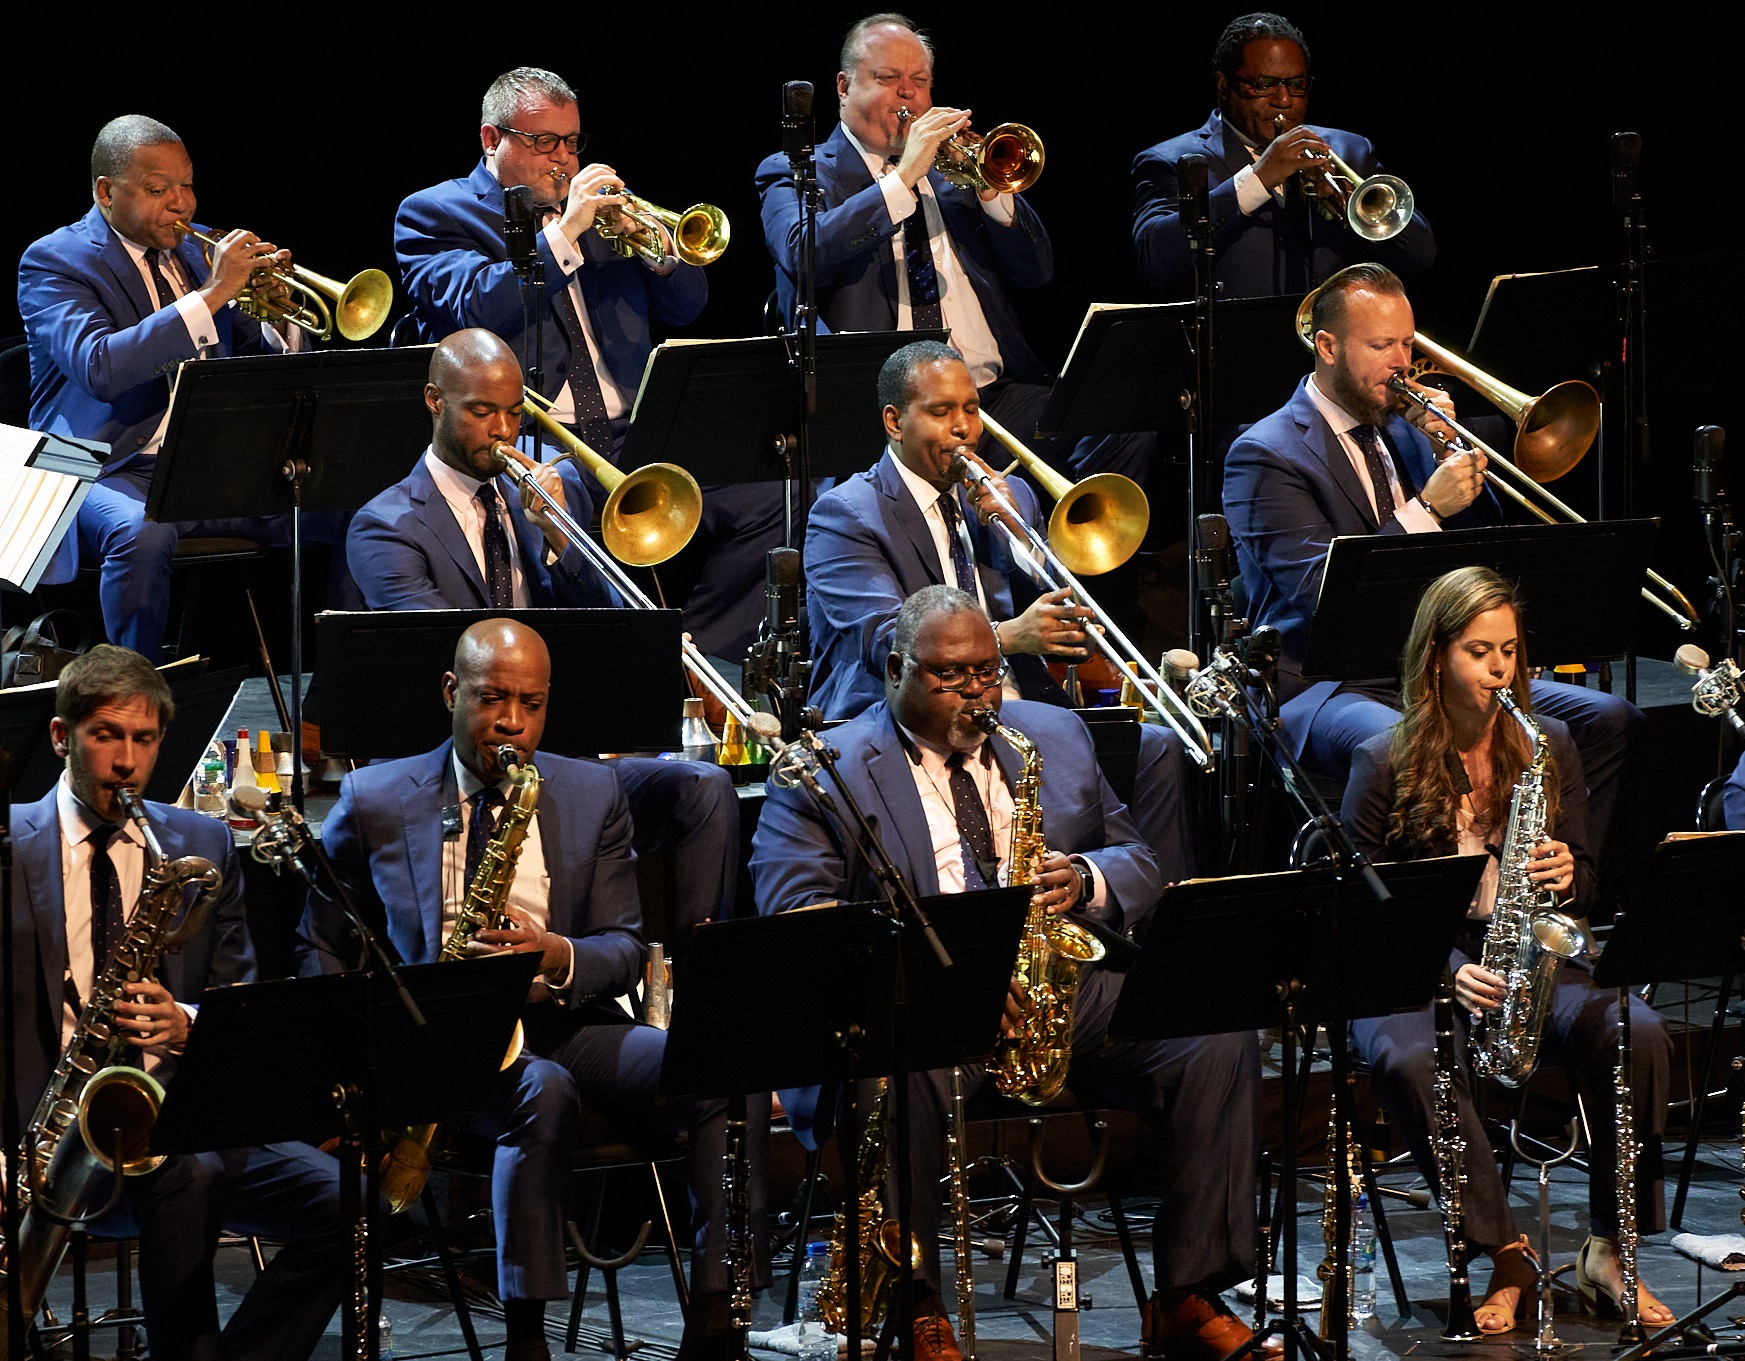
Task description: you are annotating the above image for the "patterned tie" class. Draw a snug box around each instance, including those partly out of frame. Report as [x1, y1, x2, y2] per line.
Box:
[1350, 424, 1400, 523]
[549, 276, 618, 458]
[903, 197, 943, 332]
[144, 249, 180, 310]
[946, 752, 998, 890]
[476, 482, 515, 608]
[465, 787, 505, 893]
[935, 492, 978, 597]
[89, 823, 127, 971]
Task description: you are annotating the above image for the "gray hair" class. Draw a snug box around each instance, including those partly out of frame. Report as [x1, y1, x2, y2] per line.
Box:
[877, 339, 964, 414]
[840, 12, 935, 76]
[892, 585, 985, 661]
[481, 67, 577, 128]
[90, 115, 182, 189]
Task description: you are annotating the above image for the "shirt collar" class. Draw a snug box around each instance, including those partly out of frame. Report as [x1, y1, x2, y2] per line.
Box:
[895, 720, 992, 773]
[890, 450, 954, 519]
[841, 122, 886, 178]
[451, 750, 513, 803]
[1306, 373, 1364, 438]
[57, 773, 144, 852]
[424, 446, 500, 500]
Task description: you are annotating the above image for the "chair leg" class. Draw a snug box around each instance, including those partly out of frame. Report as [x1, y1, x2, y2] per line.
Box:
[1672, 973, 1735, 1227]
[420, 1182, 485, 1361]
[566, 1174, 608, 1354]
[785, 1145, 824, 1325]
[1107, 1192, 1148, 1312]
[1003, 1141, 1037, 1300]
[116, 1237, 140, 1361]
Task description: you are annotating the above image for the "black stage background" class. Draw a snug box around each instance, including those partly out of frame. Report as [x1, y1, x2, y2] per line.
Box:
[1, 4, 1738, 661]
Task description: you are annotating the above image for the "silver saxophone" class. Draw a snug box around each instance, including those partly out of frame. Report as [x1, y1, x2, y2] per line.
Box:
[0, 788, 222, 1357]
[1470, 690, 1590, 1087]
[1432, 973, 1481, 1341]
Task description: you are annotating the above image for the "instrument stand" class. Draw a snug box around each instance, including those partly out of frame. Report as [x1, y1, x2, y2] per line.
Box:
[1508, 1117, 1585, 1356]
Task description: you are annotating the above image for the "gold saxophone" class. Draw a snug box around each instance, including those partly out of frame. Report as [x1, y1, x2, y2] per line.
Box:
[1, 790, 222, 1358]
[379, 747, 541, 1213]
[817, 1077, 923, 1336]
[973, 710, 1105, 1106]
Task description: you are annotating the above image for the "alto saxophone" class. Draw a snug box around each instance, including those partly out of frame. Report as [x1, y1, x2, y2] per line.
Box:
[379, 747, 541, 1213]
[972, 710, 1105, 1106]
[1470, 691, 1590, 1087]
[817, 1078, 924, 1336]
[1, 789, 222, 1358]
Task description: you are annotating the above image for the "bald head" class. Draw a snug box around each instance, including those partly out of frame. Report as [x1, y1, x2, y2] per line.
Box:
[443, 618, 552, 782]
[426, 329, 525, 481]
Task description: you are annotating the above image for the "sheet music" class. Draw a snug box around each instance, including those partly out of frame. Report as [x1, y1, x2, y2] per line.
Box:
[0, 425, 98, 591]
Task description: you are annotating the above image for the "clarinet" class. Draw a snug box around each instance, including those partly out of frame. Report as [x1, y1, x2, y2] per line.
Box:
[1615, 985, 1643, 1343]
[948, 1066, 977, 1360]
[1433, 972, 1482, 1340]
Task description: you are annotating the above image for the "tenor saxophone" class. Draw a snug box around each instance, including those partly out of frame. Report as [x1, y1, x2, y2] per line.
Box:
[972, 710, 1105, 1106]
[1469, 691, 1590, 1087]
[379, 747, 541, 1213]
[0, 790, 222, 1358]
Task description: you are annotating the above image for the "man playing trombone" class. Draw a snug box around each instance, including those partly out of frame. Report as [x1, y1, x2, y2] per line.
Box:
[1132, 12, 1434, 299]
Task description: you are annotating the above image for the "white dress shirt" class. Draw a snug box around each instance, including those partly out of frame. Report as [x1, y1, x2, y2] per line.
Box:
[842, 126, 1012, 389]
[423, 448, 533, 606]
[1305, 375, 1438, 533]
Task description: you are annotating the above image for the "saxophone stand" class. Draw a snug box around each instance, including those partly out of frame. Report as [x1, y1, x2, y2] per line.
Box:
[1509, 1115, 1585, 1356]
[1593, 833, 1745, 1361]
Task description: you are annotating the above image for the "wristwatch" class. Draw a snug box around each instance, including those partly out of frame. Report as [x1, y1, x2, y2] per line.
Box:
[1415, 494, 1443, 525]
[1071, 857, 1096, 906]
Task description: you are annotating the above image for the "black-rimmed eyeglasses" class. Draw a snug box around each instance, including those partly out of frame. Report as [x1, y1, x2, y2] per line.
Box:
[910, 658, 1010, 692]
[1231, 75, 1311, 96]
[495, 125, 588, 156]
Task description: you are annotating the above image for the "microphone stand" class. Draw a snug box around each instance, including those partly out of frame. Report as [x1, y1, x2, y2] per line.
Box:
[1694, 425, 1740, 667]
[783, 81, 821, 550]
[506, 185, 545, 467]
[1180, 153, 1217, 667]
[1612, 131, 1648, 703]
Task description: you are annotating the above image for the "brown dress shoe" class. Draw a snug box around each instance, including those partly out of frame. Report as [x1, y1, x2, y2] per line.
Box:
[1144, 1290, 1264, 1361]
[913, 1312, 965, 1361]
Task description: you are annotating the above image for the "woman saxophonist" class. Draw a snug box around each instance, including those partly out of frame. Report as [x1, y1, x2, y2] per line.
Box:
[1343, 567, 1672, 1332]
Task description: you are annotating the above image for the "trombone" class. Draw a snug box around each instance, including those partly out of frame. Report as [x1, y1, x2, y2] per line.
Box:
[173, 221, 393, 341]
[1277, 116, 1413, 242]
[979, 414, 1149, 577]
[519, 388, 702, 567]
[959, 415, 1215, 769]
[898, 110, 1046, 194]
[1293, 290, 1699, 631]
[596, 191, 731, 267]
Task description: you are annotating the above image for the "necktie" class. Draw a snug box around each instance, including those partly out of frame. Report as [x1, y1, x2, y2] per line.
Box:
[549, 273, 618, 457]
[946, 752, 999, 890]
[144, 249, 179, 310]
[465, 787, 506, 893]
[1350, 424, 1401, 523]
[89, 824, 126, 972]
[903, 197, 943, 332]
[476, 482, 515, 608]
[935, 492, 978, 598]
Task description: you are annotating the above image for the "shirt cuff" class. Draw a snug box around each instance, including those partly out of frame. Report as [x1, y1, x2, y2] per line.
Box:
[544, 219, 584, 276]
[879, 172, 919, 224]
[174, 291, 219, 350]
[1396, 498, 1442, 534]
[980, 192, 1016, 225]
[546, 935, 576, 991]
[1232, 163, 1272, 216]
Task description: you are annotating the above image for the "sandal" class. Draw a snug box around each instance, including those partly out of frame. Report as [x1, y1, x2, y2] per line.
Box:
[1475, 1235, 1538, 1335]
[1575, 1236, 1675, 1327]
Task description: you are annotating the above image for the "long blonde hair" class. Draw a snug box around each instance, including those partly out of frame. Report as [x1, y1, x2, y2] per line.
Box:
[1387, 566, 1556, 852]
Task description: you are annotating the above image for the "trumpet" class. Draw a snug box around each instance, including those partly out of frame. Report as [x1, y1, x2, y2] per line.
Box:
[898, 108, 1045, 194]
[595, 189, 731, 267]
[1274, 116, 1413, 242]
[519, 387, 702, 567]
[173, 221, 392, 341]
[1292, 282, 1699, 631]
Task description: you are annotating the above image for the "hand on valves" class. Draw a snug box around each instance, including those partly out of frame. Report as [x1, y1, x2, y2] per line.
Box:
[1253, 121, 1333, 192]
[194, 227, 291, 320]
[894, 105, 1000, 201]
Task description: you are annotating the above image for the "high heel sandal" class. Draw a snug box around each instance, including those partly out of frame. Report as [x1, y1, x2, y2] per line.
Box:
[1475, 1235, 1539, 1335]
[1575, 1236, 1674, 1326]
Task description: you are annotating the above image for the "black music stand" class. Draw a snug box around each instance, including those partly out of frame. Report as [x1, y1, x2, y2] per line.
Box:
[1111, 856, 1483, 1361]
[315, 607, 686, 761]
[1302, 522, 1660, 682]
[153, 955, 537, 1361]
[146, 346, 435, 811]
[661, 889, 1028, 1361]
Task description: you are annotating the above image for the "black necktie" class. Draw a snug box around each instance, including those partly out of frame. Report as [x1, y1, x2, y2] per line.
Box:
[476, 482, 515, 608]
[946, 752, 999, 890]
[903, 197, 943, 332]
[1350, 424, 1400, 523]
[465, 787, 505, 893]
[935, 492, 978, 597]
[89, 824, 126, 971]
[144, 249, 179, 310]
[549, 271, 618, 458]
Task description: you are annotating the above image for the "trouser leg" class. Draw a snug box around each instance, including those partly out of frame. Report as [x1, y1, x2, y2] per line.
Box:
[610, 756, 739, 938]
[76, 471, 180, 660]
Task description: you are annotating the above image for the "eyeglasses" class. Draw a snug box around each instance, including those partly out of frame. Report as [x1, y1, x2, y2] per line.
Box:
[1231, 74, 1312, 97]
[495, 125, 588, 156]
[910, 658, 1010, 692]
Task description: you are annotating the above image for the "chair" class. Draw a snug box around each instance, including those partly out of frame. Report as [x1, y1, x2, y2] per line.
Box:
[1, 334, 31, 427]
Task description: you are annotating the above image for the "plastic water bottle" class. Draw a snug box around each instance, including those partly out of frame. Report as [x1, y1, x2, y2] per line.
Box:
[378, 1311, 395, 1360]
[797, 1241, 836, 1361]
[1350, 1193, 1376, 1322]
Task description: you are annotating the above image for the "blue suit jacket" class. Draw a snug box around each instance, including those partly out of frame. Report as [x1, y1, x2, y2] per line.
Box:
[749, 697, 1159, 1144]
[394, 161, 707, 430]
[803, 449, 1043, 721]
[1725, 751, 1745, 831]
[5, 786, 252, 1118]
[17, 205, 274, 581]
[756, 125, 1053, 384]
[296, 742, 642, 1008]
[347, 452, 615, 610]
[1131, 111, 1435, 300]
[1222, 378, 1495, 748]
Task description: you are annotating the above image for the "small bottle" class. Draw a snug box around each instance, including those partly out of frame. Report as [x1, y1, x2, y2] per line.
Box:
[252, 731, 281, 794]
[680, 697, 718, 762]
[1350, 1193, 1376, 1323]
[645, 943, 671, 1030]
[796, 1241, 835, 1361]
[378, 1310, 395, 1360]
[227, 730, 256, 828]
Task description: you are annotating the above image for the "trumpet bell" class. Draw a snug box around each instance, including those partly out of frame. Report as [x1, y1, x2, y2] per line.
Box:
[938, 123, 1045, 195]
[600, 463, 704, 567]
[672, 204, 731, 267]
[1346, 174, 1413, 242]
[321, 267, 395, 342]
[1047, 473, 1150, 577]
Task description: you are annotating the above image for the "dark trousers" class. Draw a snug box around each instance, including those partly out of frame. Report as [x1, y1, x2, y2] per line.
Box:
[609, 756, 739, 938]
[1351, 949, 1670, 1250]
[886, 965, 1258, 1298]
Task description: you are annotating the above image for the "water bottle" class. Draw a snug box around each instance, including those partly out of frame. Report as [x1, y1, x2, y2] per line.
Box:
[378, 1310, 395, 1360]
[1350, 1193, 1376, 1323]
[796, 1241, 836, 1361]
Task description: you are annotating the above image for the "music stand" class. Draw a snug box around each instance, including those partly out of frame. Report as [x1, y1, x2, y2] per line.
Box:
[661, 889, 1028, 1361]
[146, 346, 436, 811]
[1111, 857, 1483, 1361]
[0, 424, 105, 595]
[1302, 522, 1660, 682]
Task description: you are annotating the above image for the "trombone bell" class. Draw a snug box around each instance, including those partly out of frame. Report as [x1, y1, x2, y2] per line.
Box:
[1047, 475, 1151, 577]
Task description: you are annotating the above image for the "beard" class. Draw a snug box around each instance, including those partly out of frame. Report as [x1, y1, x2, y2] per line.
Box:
[1326, 362, 1394, 427]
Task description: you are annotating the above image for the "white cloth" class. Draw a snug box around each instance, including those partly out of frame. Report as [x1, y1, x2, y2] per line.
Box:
[1305, 375, 1438, 533]
[422, 448, 531, 607]
[537, 217, 632, 427]
[841, 125, 1011, 389]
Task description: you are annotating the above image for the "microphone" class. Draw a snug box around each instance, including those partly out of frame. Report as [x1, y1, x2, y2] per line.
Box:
[782, 81, 815, 170]
[503, 184, 538, 269]
[765, 546, 801, 637]
[1611, 131, 1642, 210]
[1163, 649, 1200, 690]
[1179, 152, 1210, 232]
[1676, 644, 1745, 738]
[1695, 424, 1726, 510]
[1197, 513, 1231, 596]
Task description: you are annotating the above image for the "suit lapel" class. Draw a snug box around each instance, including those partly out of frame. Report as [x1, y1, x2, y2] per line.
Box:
[16, 794, 69, 1031]
[1293, 384, 1379, 531]
[873, 453, 945, 588]
[409, 461, 489, 603]
[400, 748, 454, 961]
[87, 210, 155, 328]
[863, 713, 941, 899]
[534, 771, 569, 933]
[504, 481, 553, 604]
